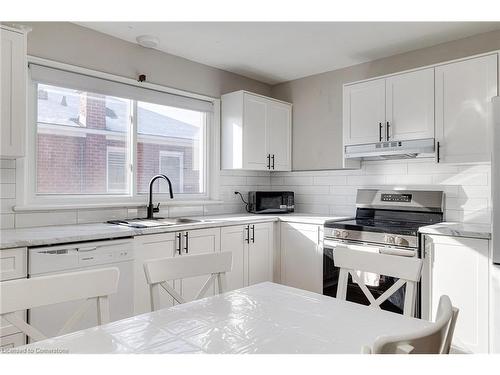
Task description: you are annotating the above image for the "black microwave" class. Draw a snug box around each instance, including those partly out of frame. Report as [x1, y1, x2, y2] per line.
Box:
[248, 191, 294, 214]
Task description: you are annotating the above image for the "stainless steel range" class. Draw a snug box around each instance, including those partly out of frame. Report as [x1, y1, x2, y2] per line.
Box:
[323, 189, 444, 316]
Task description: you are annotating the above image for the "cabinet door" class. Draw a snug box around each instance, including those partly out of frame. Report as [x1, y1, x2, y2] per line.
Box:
[435, 54, 497, 163]
[280, 222, 322, 293]
[243, 93, 268, 170]
[1, 28, 26, 158]
[267, 101, 292, 171]
[343, 78, 386, 145]
[179, 228, 220, 302]
[0, 333, 25, 349]
[248, 223, 273, 285]
[220, 225, 247, 292]
[426, 235, 489, 353]
[385, 68, 434, 141]
[133, 233, 176, 314]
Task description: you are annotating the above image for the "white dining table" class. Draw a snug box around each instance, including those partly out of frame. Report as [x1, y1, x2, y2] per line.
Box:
[18, 282, 432, 354]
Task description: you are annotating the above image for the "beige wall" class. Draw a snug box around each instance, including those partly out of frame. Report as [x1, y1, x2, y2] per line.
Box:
[25, 22, 272, 98]
[271, 28, 500, 171]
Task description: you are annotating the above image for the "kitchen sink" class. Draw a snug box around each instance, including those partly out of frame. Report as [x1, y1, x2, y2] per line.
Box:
[107, 217, 210, 228]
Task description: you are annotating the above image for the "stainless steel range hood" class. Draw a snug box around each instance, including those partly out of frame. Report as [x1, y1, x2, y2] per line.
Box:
[344, 138, 435, 160]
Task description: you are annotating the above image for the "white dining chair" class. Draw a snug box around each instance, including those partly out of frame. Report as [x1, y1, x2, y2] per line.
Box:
[333, 246, 423, 317]
[363, 295, 459, 354]
[0, 267, 120, 342]
[143, 251, 233, 311]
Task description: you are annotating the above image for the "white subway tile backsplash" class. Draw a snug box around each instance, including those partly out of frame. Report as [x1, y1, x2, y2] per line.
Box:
[246, 176, 271, 186]
[313, 175, 347, 185]
[0, 213, 15, 229]
[0, 184, 16, 199]
[385, 174, 433, 185]
[220, 175, 247, 186]
[168, 206, 205, 218]
[77, 208, 129, 224]
[15, 211, 78, 228]
[432, 173, 488, 186]
[0, 168, 15, 183]
[346, 175, 387, 186]
[364, 162, 407, 175]
[0, 159, 15, 169]
[283, 176, 314, 186]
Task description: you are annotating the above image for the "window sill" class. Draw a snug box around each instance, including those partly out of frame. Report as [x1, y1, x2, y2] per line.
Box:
[13, 200, 225, 212]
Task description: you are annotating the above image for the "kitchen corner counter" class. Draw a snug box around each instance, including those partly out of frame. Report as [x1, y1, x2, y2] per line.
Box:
[0, 213, 350, 249]
[418, 222, 491, 240]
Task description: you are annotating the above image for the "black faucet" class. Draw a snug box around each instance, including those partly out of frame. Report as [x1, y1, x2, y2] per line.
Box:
[147, 174, 174, 219]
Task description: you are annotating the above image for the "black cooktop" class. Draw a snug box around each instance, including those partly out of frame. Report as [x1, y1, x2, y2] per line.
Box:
[325, 208, 443, 236]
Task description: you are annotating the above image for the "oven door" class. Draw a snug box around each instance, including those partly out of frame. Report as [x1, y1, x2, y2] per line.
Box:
[254, 192, 289, 213]
[323, 239, 419, 316]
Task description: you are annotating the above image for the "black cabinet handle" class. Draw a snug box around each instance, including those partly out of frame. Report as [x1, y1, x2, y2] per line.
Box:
[379, 122, 383, 142]
[386, 121, 390, 140]
[176, 233, 182, 255]
[266, 154, 271, 169]
[245, 225, 250, 243]
[184, 232, 189, 253]
[436, 141, 441, 163]
[251, 225, 255, 243]
[271, 155, 275, 169]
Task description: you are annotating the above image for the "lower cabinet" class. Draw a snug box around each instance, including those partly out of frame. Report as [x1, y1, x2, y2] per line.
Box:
[280, 222, 322, 293]
[221, 222, 274, 292]
[133, 227, 221, 313]
[422, 234, 489, 353]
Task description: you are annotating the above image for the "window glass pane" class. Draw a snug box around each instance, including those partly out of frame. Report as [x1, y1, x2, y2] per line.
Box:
[36, 84, 131, 195]
[137, 102, 206, 195]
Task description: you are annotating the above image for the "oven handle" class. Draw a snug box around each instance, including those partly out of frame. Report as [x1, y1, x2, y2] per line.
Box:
[379, 247, 417, 257]
[323, 239, 416, 257]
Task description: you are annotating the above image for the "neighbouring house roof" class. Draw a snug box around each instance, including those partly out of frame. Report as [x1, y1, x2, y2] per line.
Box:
[37, 84, 200, 139]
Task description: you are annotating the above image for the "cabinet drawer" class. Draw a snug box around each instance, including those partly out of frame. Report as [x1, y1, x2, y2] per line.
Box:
[0, 247, 27, 281]
[0, 332, 25, 349]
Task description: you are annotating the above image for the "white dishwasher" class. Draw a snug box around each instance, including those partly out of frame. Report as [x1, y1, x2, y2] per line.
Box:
[28, 238, 134, 339]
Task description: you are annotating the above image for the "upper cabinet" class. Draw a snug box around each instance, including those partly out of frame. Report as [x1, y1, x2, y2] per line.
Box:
[435, 54, 498, 164]
[1, 26, 28, 159]
[221, 91, 292, 171]
[343, 67, 434, 146]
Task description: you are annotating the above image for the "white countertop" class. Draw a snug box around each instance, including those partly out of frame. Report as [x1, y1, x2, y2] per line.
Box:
[0, 213, 350, 249]
[418, 222, 491, 240]
[16, 282, 431, 354]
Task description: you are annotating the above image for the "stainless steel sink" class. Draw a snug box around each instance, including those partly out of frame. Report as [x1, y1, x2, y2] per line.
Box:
[107, 217, 209, 228]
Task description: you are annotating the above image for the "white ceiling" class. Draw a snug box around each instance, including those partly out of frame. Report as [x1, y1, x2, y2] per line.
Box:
[77, 22, 500, 85]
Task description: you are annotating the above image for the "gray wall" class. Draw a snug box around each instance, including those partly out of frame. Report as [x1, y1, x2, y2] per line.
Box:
[25, 22, 272, 98]
[271, 28, 500, 171]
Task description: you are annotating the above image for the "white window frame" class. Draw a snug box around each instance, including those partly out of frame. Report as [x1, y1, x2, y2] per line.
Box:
[158, 150, 184, 194]
[15, 57, 221, 211]
[106, 146, 128, 194]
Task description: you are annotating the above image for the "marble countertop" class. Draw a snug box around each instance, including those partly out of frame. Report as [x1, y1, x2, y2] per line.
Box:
[0, 213, 350, 249]
[418, 222, 491, 240]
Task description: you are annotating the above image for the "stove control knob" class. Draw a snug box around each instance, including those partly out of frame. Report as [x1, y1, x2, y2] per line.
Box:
[384, 235, 395, 244]
[340, 230, 349, 239]
[394, 237, 407, 246]
[333, 230, 341, 238]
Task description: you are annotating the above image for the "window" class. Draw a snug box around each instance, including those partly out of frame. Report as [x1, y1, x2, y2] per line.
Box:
[107, 147, 127, 193]
[27, 62, 215, 206]
[137, 102, 204, 195]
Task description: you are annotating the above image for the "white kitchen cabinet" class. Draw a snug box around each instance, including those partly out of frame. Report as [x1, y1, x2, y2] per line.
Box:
[176, 227, 220, 301]
[435, 54, 498, 163]
[221, 90, 292, 171]
[280, 222, 322, 293]
[0, 247, 27, 348]
[221, 222, 274, 292]
[133, 233, 177, 314]
[385, 68, 434, 141]
[343, 78, 386, 146]
[491, 263, 500, 353]
[422, 234, 489, 353]
[1, 26, 28, 158]
[133, 228, 221, 313]
[343, 68, 434, 147]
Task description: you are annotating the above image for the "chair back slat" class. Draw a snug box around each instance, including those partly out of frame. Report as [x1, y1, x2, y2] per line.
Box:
[333, 246, 423, 317]
[143, 252, 233, 311]
[368, 295, 459, 354]
[144, 251, 232, 283]
[0, 267, 120, 342]
[0, 268, 119, 314]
